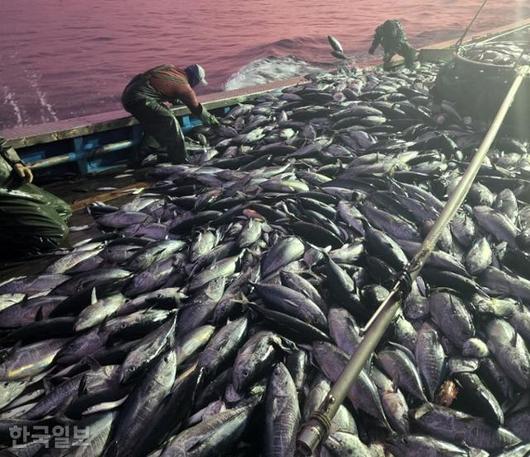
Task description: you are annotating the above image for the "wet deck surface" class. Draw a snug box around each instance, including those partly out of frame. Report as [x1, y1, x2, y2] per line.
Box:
[0, 168, 153, 282]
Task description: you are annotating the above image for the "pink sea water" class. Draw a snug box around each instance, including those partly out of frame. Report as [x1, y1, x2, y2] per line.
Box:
[1, 0, 529, 130]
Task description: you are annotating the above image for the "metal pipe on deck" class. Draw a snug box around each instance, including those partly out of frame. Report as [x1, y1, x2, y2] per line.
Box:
[295, 64, 530, 456]
[30, 139, 134, 170]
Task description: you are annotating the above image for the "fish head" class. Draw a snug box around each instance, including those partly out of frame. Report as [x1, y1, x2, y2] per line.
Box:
[120, 363, 139, 384]
[233, 363, 252, 393]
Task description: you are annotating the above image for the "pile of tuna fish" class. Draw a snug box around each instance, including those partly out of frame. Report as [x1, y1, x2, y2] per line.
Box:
[2, 61, 530, 457]
[462, 41, 530, 66]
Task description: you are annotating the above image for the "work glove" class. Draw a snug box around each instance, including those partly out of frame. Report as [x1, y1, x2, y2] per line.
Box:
[13, 162, 33, 183]
[199, 105, 220, 127]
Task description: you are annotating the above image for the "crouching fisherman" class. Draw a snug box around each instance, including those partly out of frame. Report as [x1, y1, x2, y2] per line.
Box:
[0, 137, 71, 258]
[121, 64, 219, 165]
[369, 19, 417, 70]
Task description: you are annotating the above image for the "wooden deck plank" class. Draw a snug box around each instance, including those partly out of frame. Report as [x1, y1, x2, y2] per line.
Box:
[70, 181, 150, 211]
[0, 174, 153, 280]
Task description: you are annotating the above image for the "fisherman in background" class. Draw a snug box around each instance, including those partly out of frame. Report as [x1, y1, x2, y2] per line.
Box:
[0, 137, 71, 258]
[122, 64, 220, 166]
[369, 20, 417, 70]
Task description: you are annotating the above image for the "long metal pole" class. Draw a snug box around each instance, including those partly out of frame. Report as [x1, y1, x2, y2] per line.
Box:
[454, 0, 489, 49]
[30, 140, 134, 170]
[295, 64, 529, 456]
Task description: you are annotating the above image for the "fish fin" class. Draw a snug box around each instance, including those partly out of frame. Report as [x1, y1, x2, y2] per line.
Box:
[96, 323, 109, 336]
[77, 375, 88, 397]
[244, 248, 261, 258]
[54, 403, 78, 425]
[233, 294, 251, 305]
[166, 330, 177, 351]
[440, 359, 449, 382]
[388, 341, 416, 362]
[423, 401, 435, 412]
[511, 331, 518, 347]
[360, 218, 372, 232]
[195, 366, 206, 389]
[393, 372, 401, 391]
[43, 378, 54, 394]
[99, 309, 115, 329]
[90, 287, 98, 305]
[460, 440, 475, 449]
[298, 343, 313, 353]
[103, 440, 119, 457]
[6, 340, 22, 358]
[83, 356, 102, 371]
[35, 305, 45, 322]
[185, 263, 198, 277]
[277, 336, 298, 354]
[0, 452, 18, 457]
[352, 277, 359, 295]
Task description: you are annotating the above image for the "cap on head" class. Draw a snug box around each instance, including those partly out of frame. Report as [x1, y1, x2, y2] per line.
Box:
[185, 64, 208, 87]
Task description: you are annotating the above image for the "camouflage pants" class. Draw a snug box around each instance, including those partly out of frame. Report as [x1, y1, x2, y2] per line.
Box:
[0, 176, 71, 258]
[383, 42, 417, 70]
[122, 81, 187, 165]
